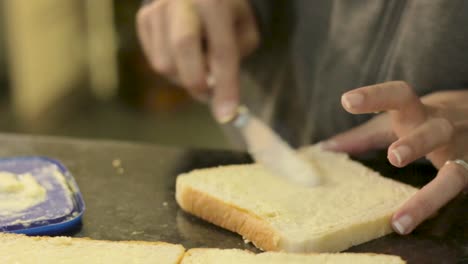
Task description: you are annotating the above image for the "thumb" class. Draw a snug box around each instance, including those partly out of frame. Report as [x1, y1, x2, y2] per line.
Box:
[321, 114, 396, 155]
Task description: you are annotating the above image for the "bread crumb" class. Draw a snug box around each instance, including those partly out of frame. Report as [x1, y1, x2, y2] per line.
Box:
[162, 202, 168, 207]
[131, 231, 144, 235]
[117, 168, 124, 174]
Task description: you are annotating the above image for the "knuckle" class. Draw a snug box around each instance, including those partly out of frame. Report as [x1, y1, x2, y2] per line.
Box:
[137, 1, 165, 26]
[463, 172, 468, 188]
[216, 87, 238, 101]
[136, 8, 150, 26]
[151, 58, 172, 75]
[167, 75, 182, 86]
[458, 171, 468, 188]
[136, 10, 145, 25]
[191, 88, 210, 101]
[150, 0, 168, 11]
[408, 136, 426, 156]
[414, 197, 435, 219]
[250, 30, 260, 48]
[172, 34, 198, 52]
[139, 1, 158, 16]
[394, 81, 417, 101]
[409, 122, 450, 154]
[394, 80, 412, 92]
[149, 60, 161, 73]
[242, 30, 260, 55]
[212, 46, 237, 64]
[139, 0, 166, 19]
[449, 162, 468, 188]
[184, 76, 205, 91]
[434, 118, 454, 141]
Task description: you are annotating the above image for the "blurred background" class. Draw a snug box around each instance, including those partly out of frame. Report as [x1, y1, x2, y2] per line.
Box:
[0, 0, 229, 149]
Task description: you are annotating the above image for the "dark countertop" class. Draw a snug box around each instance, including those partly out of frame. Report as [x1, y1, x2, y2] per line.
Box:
[0, 133, 466, 263]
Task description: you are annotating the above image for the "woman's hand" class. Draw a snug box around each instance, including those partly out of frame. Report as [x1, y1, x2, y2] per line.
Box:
[136, 0, 259, 122]
[323, 81, 468, 235]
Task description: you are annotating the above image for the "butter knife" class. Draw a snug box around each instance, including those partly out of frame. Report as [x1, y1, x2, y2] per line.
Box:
[207, 75, 321, 186]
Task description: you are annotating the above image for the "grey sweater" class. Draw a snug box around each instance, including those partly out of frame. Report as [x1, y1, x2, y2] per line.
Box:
[244, 0, 468, 146]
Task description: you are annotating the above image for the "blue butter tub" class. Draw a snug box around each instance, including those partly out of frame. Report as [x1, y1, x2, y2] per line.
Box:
[0, 157, 85, 235]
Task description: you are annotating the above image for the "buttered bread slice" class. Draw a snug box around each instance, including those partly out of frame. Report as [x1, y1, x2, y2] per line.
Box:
[176, 145, 418, 253]
[181, 248, 406, 264]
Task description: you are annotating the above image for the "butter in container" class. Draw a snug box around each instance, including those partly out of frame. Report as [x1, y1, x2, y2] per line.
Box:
[0, 157, 85, 235]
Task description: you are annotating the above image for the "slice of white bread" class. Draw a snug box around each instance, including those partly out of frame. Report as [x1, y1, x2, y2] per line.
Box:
[0, 233, 185, 264]
[176, 145, 418, 253]
[181, 248, 406, 264]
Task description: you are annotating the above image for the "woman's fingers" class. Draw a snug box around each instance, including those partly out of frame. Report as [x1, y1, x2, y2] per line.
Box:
[321, 113, 396, 155]
[196, 0, 240, 122]
[136, 7, 153, 65]
[168, 0, 207, 96]
[137, 2, 175, 74]
[392, 160, 468, 235]
[149, 2, 174, 74]
[341, 81, 422, 115]
[137, 0, 260, 122]
[340, 82, 468, 235]
[341, 81, 427, 135]
[387, 118, 454, 167]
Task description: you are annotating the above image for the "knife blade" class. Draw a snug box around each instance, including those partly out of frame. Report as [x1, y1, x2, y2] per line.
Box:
[228, 105, 321, 187]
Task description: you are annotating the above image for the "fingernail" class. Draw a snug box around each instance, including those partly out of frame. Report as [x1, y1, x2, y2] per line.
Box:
[392, 214, 413, 235]
[214, 102, 237, 123]
[391, 145, 411, 166]
[342, 93, 364, 109]
[319, 140, 339, 150]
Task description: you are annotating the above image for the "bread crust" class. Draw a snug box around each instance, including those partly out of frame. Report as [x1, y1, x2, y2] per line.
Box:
[176, 181, 281, 251]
